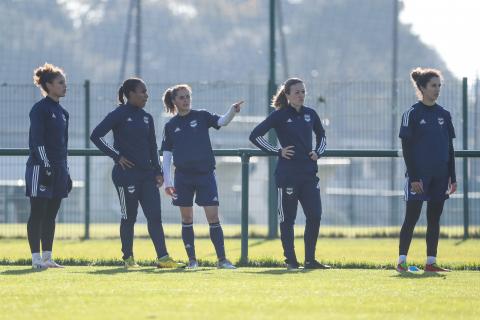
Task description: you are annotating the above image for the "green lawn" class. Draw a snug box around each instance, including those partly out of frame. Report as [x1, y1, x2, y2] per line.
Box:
[0, 266, 479, 320]
[1, 238, 479, 269]
[1, 223, 478, 239]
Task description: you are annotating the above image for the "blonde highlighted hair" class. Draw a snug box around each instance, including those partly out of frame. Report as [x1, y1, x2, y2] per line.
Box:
[162, 84, 192, 114]
[33, 63, 65, 96]
[271, 78, 304, 110]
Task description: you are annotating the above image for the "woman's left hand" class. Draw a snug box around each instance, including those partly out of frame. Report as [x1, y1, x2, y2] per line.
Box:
[155, 175, 164, 188]
[232, 101, 244, 113]
[448, 178, 457, 195]
[309, 151, 319, 161]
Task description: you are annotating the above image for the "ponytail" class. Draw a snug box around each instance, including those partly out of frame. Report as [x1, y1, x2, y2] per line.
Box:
[118, 86, 125, 105]
[162, 84, 191, 114]
[271, 86, 289, 109]
[162, 89, 176, 114]
[271, 77, 304, 110]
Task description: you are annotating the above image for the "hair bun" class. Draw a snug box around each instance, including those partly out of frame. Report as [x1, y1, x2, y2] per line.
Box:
[410, 68, 422, 82]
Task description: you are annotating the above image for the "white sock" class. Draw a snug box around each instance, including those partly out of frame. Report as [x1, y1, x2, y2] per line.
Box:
[426, 256, 436, 265]
[32, 252, 42, 263]
[398, 255, 407, 264]
[42, 251, 52, 261]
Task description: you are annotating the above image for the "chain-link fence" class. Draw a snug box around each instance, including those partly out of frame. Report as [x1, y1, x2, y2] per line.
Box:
[0, 79, 478, 238]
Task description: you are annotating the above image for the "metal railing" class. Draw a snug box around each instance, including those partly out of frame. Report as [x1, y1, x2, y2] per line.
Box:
[1, 148, 479, 263]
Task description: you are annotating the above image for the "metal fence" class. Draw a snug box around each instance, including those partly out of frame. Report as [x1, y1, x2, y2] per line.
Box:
[0, 80, 479, 240]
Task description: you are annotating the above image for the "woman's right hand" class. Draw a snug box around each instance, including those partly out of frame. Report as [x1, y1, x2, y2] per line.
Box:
[280, 146, 295, 159]
[410, 180, 424, 194]
[118, 156, 135, 170]
[165, 186, 177, 199]
[232, 100, 244, 112]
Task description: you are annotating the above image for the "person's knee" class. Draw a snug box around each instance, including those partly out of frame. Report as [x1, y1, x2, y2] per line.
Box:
[28, 213, 43, 224]
[182, 213, 194, 224]
[121, 216, 137, 226]
[147, 213, 162, 225]
[280, 218, 295, 227]
[306, 215, 321, 227]
[206, 214, 219, 224]
[401, 217, 416, 228]
[426, 218, 440, 228]
[45, 208, 60, 222]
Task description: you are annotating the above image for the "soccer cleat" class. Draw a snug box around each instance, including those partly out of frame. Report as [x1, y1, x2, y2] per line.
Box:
[43, 259, 64, 268]
[304, 260, 332, 270]
[124, 256, 140, 269]
[186, 259, 199, 269]
[32, 260, 48, 270]
[285, 259, 303, 270]
[408, 265, 421, 272]
[156, 256, 186, 269]
[425, 263, 451, 272]
[396, 262, 408, 273]
[217, 259, 236, 269]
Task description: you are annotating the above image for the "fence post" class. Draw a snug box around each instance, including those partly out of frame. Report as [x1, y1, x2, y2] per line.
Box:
[84, 80, 91, 240]
[462, 77, 469, 239]
[240, 150, 250, 264]
[267, 0, 278, 238]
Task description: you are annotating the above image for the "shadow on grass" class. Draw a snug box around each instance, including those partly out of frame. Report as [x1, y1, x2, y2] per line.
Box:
[1, 267, 47, 275]
[83, 266, 214, 275]
[454, 239, 468, 246]
[391, 272, 447, 279]
[243, 268, 325, 275]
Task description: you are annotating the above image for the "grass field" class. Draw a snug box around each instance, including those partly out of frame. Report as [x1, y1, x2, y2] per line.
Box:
[1, 238, 479, 319]
[1, 223, 479, 239]
[1, 238, 479, 269]
[1, 266, 479, 320]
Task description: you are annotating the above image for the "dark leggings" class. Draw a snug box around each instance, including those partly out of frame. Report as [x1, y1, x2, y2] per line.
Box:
[399, 200, 445, 257]
[27, 197, 62, 253]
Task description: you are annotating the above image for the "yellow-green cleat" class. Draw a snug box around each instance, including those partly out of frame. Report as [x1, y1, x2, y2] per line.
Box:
[156, 255, 186, 269]
[124, 256, 140, 269]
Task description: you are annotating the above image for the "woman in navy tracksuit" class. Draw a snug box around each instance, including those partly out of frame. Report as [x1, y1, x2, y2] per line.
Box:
[249, 78, 330, 270]
[91, 78, 183, 269]
[161, 84, 243, 269]
[397, 68, 456, 273]
[26, 63, 72, 269]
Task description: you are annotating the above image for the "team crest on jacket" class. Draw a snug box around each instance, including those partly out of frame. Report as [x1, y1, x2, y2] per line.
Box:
[144, 116, 149, 124]
[286, 187, 294, 195]
[39, 185, 46, 192]
[304, 114, 311, 122]
[52, 113, 56, 119]
[128, 185, 135, 193]
[190, 120, 198, 127]
[438, 117, 444, 125]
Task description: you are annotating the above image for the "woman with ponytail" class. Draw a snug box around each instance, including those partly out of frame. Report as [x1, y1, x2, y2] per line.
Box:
[249, 78, 329, 270]
[90, 78, 184, 269]
[26, 63, 71, 269]
[397, 68, 456, 273]
[160, 84, 243, 269]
